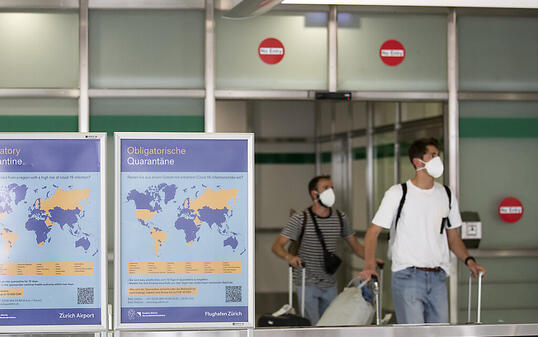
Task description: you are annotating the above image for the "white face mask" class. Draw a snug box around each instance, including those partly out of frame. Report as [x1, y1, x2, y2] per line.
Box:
[417, 156, 444, 178]
[317, 188, 336, 208]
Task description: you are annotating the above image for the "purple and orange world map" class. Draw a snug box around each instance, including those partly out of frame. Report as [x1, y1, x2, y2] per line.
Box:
[0, 183, 96, 259]
[126, 183, 242, 257]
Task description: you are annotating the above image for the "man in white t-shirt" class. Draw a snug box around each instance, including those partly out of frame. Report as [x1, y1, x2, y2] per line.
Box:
[359, 138, 486, 324]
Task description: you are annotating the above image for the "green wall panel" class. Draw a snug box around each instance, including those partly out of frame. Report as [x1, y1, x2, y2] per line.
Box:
[0, 115, 204, 134]
[0, 116, 77, 132]
[460, 118, 538, 138]
[90, 115, 204, 135]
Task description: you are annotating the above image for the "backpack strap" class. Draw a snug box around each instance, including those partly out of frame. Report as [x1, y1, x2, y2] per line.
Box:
[443, 184, 452, 210]
[336, 209, 344, 236]
[394, 183, 407, 231]
[441, 185, 452, 232]
[298, 210, 307, 244]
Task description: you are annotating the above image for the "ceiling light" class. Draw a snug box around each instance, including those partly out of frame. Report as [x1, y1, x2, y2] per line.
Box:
[280, 0, 538, 9]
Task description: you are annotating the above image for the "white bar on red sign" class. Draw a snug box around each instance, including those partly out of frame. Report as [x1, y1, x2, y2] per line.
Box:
[381, 49, 404, 57]
[500, 206, 523, 214]
[259, 48, 284, 55]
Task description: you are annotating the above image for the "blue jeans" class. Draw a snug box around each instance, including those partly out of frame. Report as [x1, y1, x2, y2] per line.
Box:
[295, 285, 337, 325]
[392, 267, 449, 324]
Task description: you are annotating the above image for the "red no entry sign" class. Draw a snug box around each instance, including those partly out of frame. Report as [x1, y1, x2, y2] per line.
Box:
[379, 40, 405, 66]
[498, 197, 524, 223]
[258, 38, 285, 65]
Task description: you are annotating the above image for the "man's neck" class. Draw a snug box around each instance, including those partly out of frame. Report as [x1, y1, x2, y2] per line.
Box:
[312, 202, 330, 217]
[411, 171, 435, 189]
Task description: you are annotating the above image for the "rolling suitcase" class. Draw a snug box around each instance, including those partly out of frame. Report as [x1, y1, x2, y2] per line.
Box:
[257, 265, 311, 327]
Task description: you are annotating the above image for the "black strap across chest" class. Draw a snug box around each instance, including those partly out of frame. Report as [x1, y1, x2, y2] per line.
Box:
[394, 183, 452, 231]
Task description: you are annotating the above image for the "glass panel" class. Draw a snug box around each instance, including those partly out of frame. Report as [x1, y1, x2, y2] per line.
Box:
[338, 13, 447, 91]
[373, 102, 396, 127]
[215, 101, 248, 133]
[0, 12, 78, 88]
[0, 98, 77, 116]
[352, 101, 367, 131]
[351, 136, 367, 232]
[216, 11, 327, 90]
[89, 10, 204, 88]
[0, 98, 77, 132]
[401, 102, 443, 122]
[373, 132, 395, 209]
[249, 100, 316, 228]
[459, 16, 538, 91]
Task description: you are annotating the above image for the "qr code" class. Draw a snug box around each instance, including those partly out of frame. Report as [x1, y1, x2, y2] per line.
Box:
[77, 287, 94, 304]
[225, 286, 241, 303]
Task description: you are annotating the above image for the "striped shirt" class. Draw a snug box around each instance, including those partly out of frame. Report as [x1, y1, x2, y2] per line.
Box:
[281, 208, 354, 288]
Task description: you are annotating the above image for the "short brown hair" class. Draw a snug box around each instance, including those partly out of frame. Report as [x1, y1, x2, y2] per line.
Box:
[408, 138, 441, 168]
[308, 175, 331, 194]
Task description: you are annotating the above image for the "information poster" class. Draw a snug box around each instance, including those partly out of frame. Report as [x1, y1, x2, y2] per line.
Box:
[0, 134, 106, 332]
[116, 133, 254, 329]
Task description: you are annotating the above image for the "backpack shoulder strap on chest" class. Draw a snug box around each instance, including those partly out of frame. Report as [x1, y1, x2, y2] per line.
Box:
[443, 184, 452, 210]
[394, 183, 407, 230]
[298, 210, 307, 242]
[336, 209, 344, 236]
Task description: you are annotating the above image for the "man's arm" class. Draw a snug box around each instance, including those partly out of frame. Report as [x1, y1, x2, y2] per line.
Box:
[447, 228, 486, 278]
[358, 223, 383, 280]
[272, 235, 302, 267]
[345, 234, 365, 259]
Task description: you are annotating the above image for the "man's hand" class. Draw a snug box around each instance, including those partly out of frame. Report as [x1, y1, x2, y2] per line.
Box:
[375, 258, 385, 269]
[286, 255, 302, 268]
[359, 268, 378, 281]
[467, 260, 486, 278]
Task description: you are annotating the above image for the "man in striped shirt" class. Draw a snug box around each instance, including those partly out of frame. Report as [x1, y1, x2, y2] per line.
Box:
[272, 175, 370, 325]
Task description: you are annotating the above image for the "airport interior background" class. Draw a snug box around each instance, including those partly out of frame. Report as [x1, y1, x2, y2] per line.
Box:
[0, 0, 537, 327]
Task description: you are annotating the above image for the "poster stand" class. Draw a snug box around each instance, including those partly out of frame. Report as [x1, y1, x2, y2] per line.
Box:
[114, 132, 254, 331]
[0, 133, 107, 333]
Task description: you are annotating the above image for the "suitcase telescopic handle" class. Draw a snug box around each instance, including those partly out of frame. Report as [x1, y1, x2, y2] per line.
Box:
[288, 264, 307, 317]
[467, 271, 484, 324]
[370, 275, 381, 325]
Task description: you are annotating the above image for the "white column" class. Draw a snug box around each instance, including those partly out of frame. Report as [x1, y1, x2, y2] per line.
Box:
[328, 5, 338, 92]
[204, 0, 216, 133]
[78, 0, 89, 132]
[447, 8, 460, 325]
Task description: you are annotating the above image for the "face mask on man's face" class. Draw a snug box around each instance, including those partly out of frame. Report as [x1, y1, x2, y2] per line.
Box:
[317, 188, 335, 208]
[416, 156, 444, 178]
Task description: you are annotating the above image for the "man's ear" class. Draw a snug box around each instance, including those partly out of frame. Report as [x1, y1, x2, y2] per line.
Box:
[412, 157, 421, 169]
[309, 189, 317, 201]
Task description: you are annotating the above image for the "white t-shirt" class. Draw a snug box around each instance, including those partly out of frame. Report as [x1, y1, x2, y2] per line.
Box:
[372, 180, 462, 274]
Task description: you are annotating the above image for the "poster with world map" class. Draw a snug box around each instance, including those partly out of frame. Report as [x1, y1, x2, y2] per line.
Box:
[0, 135, 106, 332]
[117, 134, 253, 329]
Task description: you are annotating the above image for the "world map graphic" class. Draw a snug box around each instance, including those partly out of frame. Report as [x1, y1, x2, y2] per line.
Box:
[0, 183, 97, 259]
[126, 183, 244, 257]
